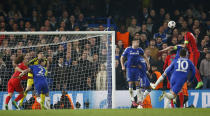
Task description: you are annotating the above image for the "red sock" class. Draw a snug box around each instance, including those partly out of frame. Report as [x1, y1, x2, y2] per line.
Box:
[15, 94, 24, 102]
[5, 96, 11, 104]
[171, 99, 174, 108]
[179, 92, 184, 108]
[195, 67, 201, 82]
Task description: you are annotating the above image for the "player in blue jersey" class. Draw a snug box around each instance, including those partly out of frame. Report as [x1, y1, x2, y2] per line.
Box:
[152, 49, 196, 108]
[137, 56, 151, 108]
[20, 59, 50, 109]
[151, 45, 184, 88]
[120, 39, 145, 107]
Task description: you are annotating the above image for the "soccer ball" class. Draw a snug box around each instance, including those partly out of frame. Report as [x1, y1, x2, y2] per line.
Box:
[168, 21, 176, 28]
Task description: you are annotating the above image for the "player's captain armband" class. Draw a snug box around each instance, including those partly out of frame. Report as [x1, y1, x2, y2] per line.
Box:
[173, 46, 177, 50]
[184, 40, 189, 44]
[28, 73, 33, 77]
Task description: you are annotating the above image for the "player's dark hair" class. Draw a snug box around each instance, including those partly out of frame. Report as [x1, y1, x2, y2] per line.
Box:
[179, 49, 187, 57]
[132, 39, 139, 44]
[37, 50, 44, 55]
[15, 55, 25, 64]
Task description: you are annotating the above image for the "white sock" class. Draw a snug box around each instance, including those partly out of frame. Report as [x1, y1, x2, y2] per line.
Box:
[138, 89, 144, 103]
[136, 88, 142, 103]
[154, 75, 164, 87]
[36, 97, 41, 103]
[164, 98, 171, 108]
[142, 90, 150, 101]
[165, 92, 175, 99]
[129, 88, 135, 102]
[45, 97, 51, 109]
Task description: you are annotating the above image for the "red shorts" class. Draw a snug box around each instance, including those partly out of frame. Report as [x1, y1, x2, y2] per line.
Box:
[189, 52, 200, 66]
[7, 78, 23, 93]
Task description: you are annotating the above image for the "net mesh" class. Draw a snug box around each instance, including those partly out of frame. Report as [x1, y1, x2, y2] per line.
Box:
[0, 32, 114, 109]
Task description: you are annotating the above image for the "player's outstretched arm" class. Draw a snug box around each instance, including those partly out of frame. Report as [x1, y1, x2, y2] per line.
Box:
[15, 67, 24, 72]
[19, 68, 31, 78]
[159, 46, 174, 53]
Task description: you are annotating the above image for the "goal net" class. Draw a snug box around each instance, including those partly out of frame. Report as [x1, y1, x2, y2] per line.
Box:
[0, 31, 115, 110]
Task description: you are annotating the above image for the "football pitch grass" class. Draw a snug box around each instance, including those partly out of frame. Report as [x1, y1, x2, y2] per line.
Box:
[0, 108, 210, 116]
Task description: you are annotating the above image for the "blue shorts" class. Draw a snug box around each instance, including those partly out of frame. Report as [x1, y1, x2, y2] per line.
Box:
[170, 74, 187, 94]
[126, 68, 140, 82]
[34, 79, 49, 95]
[139, 72, 150, 88]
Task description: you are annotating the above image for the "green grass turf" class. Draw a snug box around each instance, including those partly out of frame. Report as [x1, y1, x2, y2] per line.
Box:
[0, 108, 210, 116]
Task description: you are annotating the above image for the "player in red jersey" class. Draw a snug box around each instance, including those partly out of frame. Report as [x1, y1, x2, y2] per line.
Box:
[181, 28, 203, 89]
[4, 53, 30, 110]
[163, 50, 176, 89]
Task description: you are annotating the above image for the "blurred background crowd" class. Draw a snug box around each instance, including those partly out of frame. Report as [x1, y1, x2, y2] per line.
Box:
[0, 0, 210, 91]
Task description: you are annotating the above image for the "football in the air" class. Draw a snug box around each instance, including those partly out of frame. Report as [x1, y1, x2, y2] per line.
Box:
[168, 20, 176, 28]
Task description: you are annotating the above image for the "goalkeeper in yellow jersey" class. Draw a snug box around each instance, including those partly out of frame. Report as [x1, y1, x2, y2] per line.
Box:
[19, 50, 50, 108]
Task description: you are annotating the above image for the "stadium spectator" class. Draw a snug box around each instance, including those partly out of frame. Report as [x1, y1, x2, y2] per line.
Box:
[127, 18, 141, 38]
[139, 24, 151, 40]
[0, 54, 7, 90]
[96, 64, 107, 90]
[177, 34, 184, 44]
[146, 17, 154, 33]
[155, 37, 163, 50]
[170, 37, 178, 46]
[98, 25, 105, 31]
[161, 43, 168, 50]
[77, 13, 88, 31]
[139, 33, 149, 49]
[77, 52, 93, 90]
[147, 40, 159, 61]
[117, 25, 129, 48]
[67, 15, 77, 31]
[153, 26, 167, 43]
[50, 16, 58, 31]
[115, 59, 127, 90]
[115, 47, 120, 61]
[116, 40, 123, 53]
[144, 48, 155, 65]
[199, 51, 210, 89]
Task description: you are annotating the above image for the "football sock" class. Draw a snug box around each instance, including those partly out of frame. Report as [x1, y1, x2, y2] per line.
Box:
[164, 98, 171, 108]
[45, 96, 51, 109]
[19, 91, 27, 106]
[40, 94, 45, 108]
[15, 94, 24, 102]
[179, 92, 184, 108]
[171, 99, 174, 108]
[5, 96, 11, 105]
[129, 84, 134, 102]
[165, 92, 175, 100]
[136, 86, 142, 103]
